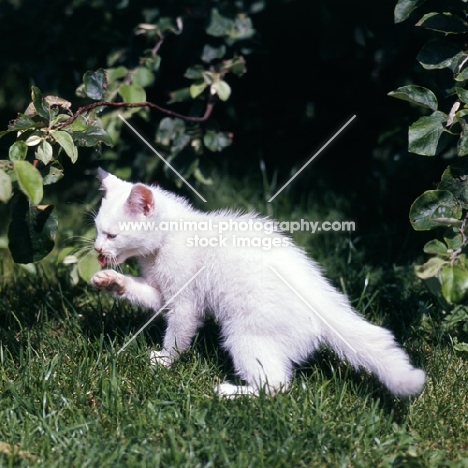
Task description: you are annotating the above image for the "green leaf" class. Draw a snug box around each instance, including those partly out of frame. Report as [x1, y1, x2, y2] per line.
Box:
[455, 67, 468, 82]
[14, 161, 43, 204]
[118, 84, 146, 103]
[171, 133, 191, 154]
[0, 160, 14, 180]
[9, 141, 28, 161]
[57, 246, 77, 265]
[458, 134, 468, 157]
[417, 40, 464, 71]
[50, 130, 78, 163]
[49, 114, 72, 128]
[155, 118, 186, 146]
[190, 81, 207, 99]
[444, 228, 463, 250]
[206, 11, 255, 41]
[25, 133, 42, 147]
[206, 9, 233, 37]
[440, 264, 468, 304]
[106, 66, 128, 83]
[78, 252, 101, 282]
[454, 342, 468, 352]
[409, 189, 462, 231]
[144, 55, 162, 72]
[35, 140, 54, 165]
[72, 125, 114, 147]
[455, 87, 468, 104]
[438, 160, 468, 208]
[220, 57, 247, 76]
[230, 15, 255, 41]
[214, 79, 231, 101]
[415, 256, 446, 279]
[202, 71, 215, 85]
[133, 67, 155, 88]
[8, 113, 37, 132]
[155, 17, 180, 35]
[184, 65, 205, 80]
[70, 116, 88, 132]
[135, 16, 182, 37]
[416, 12, 468, 34]
[84, 69, 107, 100]
[394, 0, 426, 23]
[202, 44, 226, 63]
[31, 86, 50, 119]
[423, 239, 449, 256]
[455, 109, 468, 131]
[42, 161, 64, 186]
[168, 87, 192, 104]
[409, 111, 447, 156]
[204, 130, 233, 152]
[0, 169, 12, 203]
[444, 305, 468, 327]
[388, 85, 438, 111]
[75, 83, 87, 99]
[8, 194, 57, 263]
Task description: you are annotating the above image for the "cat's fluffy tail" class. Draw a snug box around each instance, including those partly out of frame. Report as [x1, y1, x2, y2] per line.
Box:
[321, 297, 425, 397]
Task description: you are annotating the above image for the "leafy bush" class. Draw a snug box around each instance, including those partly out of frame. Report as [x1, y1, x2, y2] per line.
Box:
[390, 0, 468, 349]
[0, 4, 257, 270]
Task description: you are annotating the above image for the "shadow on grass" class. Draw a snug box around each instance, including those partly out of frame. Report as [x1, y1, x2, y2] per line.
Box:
[0, 263, 429, 421]
[295, 348, 414, 423]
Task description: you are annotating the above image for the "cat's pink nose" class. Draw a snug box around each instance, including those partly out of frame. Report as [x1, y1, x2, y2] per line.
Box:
[94, 246, 102, 253]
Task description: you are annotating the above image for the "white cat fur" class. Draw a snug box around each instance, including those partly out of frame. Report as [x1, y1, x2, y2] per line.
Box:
[90, 168, 425, 397]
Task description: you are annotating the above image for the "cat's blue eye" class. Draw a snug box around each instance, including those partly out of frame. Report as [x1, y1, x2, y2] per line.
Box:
[107, 233, 117, 239]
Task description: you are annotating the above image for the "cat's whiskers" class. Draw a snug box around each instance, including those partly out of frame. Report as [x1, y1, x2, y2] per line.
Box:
[102, 255, 120, 272]
[78, 245, 99, 261]
[76, 200, 98, 220]
[61, 234, 94, 245]
[68, 200, 100, 231]
[60, 235, 96, 259]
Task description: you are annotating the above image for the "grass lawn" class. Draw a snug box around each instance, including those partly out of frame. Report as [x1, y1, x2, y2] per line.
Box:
[0, 174, 467, 467]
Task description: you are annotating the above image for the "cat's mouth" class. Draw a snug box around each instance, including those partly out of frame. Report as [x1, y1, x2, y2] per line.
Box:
[98, 254, 120, 266]
[98, 254, 109, 266]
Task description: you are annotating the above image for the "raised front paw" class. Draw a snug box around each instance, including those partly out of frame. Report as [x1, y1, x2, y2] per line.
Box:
[90, 269, 126, 295]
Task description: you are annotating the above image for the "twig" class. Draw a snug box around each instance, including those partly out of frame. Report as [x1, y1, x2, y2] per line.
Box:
[56, 98, 216, 130]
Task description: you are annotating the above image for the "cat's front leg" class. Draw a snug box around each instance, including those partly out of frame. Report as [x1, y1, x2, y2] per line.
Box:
[150, 300, 202, 368]
[90, 270, 162, 310]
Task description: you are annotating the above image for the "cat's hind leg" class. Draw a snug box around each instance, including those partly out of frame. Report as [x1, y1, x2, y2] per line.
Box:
[216, 336, 292, 397]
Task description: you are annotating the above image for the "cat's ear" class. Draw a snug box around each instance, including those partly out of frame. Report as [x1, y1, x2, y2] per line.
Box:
[97, 167, 122, 193]
[126, 184, 154, 216]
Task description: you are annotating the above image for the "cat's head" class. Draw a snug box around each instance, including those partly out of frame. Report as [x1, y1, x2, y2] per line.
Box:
[94, 168, 160, 266]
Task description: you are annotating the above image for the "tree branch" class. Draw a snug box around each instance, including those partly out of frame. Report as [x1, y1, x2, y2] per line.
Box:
[56, 98, 216, 129]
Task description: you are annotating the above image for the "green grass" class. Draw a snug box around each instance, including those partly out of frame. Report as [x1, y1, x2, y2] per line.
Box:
[0, 174, 467, 467]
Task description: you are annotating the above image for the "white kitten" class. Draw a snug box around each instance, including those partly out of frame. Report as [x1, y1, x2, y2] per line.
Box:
[90, 168, 425, 397]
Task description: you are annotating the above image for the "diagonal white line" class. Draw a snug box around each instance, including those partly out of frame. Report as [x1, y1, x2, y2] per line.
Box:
[269, 266, 357, 354]
[117, 266, 206, 355]
[118, 114, 207, 202]
[268, 115, 357, 202]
